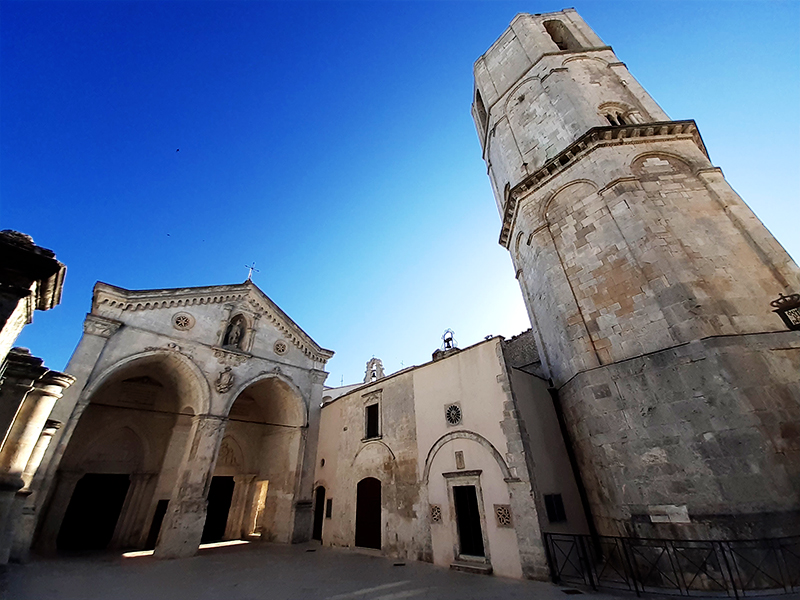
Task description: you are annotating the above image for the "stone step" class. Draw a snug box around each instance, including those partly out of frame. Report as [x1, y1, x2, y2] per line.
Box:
[449, 561, 493, 575]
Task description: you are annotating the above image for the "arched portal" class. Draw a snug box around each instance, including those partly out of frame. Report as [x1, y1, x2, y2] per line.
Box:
[214, 375, 306, 543]
[355, 477, 381, 549]
[41, 352, 205, 554]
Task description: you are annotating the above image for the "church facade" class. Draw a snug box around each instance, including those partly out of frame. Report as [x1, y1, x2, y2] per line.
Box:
[21, 281, 332, 560]
[1, 7, 798, 586]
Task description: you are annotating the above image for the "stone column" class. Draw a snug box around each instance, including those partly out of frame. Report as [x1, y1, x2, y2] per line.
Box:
[224, 474, 256, 540]
[111, 473, 157, 549]
[0, 370, 74, 484]
[21, 420, 61, 490]
[0, 349, 47, 452]
[10, 420, 61, 562]
[0, 369, 72, 564]
[36, 470, 82, 555]
[0, 349, 49, 565]
[154, 414, 227, 559]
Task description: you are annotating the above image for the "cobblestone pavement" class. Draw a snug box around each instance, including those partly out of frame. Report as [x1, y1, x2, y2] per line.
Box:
[0, 540, 657, 600]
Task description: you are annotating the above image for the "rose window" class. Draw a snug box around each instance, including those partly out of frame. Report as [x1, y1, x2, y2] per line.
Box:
[445, 403, 462, 426]
[274, 340, 288, 355]
[172, 312, 194, 331]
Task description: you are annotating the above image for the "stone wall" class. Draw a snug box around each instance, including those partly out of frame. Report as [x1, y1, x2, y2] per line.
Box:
[474, 10, 800, 542]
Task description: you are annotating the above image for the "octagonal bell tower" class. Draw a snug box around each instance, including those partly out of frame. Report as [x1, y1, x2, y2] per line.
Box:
[473, 10, 800, 540]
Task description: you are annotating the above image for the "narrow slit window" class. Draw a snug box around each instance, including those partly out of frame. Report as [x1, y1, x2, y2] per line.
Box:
[365, 404, 379, 439]
[325, 498, 333, 519]
[474, 89, 488, 135]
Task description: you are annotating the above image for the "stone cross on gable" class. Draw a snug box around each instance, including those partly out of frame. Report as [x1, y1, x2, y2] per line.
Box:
[245, 262, 259, 281]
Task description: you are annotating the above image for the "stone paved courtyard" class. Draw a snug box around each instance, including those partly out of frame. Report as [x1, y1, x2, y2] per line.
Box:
[1, 541, 647, 600]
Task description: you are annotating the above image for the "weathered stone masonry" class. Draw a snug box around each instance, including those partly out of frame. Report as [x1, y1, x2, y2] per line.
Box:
[473, 9, 800, 540]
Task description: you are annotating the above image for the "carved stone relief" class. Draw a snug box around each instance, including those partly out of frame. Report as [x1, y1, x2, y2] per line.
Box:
[215, 366, 235, 394]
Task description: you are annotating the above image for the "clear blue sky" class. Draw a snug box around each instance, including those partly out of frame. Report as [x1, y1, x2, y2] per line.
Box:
[2, 1, 798, 386]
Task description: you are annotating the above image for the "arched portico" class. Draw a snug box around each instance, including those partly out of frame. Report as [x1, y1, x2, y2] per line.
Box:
[37, 351, 209, 554]
[206, 374, 307, 544]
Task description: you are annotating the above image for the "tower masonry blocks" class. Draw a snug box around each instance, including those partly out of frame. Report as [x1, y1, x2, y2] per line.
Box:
[474, 10, 800, 540]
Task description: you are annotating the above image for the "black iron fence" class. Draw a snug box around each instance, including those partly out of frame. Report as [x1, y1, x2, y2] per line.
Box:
[543, 532, 800, 597]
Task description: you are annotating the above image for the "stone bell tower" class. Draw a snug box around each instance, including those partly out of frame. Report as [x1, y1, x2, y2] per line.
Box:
[473, 10, 800, 540]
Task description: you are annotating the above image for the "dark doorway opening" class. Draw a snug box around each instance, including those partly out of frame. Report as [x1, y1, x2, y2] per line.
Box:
[453, 485, 485, 557]
[355, 477, 381, 549]
[144, 499, 169, 550]
[201, 476, 235, 543]
[57, 473, 130, 552]
[312, 486, 326, 541]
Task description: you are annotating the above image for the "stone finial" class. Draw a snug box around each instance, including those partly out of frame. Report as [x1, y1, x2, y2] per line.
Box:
[364, 358, 385, 383]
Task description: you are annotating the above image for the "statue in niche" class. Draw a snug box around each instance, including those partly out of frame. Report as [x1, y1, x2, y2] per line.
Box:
[224, 315, 246, 349]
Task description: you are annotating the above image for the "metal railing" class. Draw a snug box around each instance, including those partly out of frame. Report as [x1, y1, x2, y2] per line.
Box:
[543, 532, 800, 597]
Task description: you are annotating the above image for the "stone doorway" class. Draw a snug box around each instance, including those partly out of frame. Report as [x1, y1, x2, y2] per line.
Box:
[312, 486, 325, 541]
[202, 476, 235, 543]
[56, 473, 130, 552]
[355, 477, 381, 549]
[453, 485, 484, 557]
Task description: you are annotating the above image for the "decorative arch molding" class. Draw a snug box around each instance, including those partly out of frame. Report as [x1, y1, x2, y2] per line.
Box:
[514, 231, 525, 255]
[225, 371, 308, 427]
[81, 348, 212, 415]
[503, 76, 542, 113]
[351, 439, 396, 467]
[630, 150, 697, 173]
[562, 54, 608, 67]
[422, 430, 516, 484]
[541, 179, 599, 224]
[598, 100, 634, 114]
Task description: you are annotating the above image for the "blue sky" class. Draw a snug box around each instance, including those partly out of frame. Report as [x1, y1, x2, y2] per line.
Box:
[2, 1, 798, 386]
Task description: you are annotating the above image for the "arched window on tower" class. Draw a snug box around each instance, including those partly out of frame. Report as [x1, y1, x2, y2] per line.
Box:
[474, 89, 488, 135]
[600, 103, 644, 127]
[543, 20, 583, 52]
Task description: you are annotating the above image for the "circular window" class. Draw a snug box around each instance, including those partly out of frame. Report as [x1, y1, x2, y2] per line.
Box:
[445, 404, 462, 426]
[274, 340, 288, 355]
[172, 312, 195, 331]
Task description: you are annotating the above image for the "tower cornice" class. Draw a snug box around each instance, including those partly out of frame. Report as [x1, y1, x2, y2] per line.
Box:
[498, 120, 708, 247]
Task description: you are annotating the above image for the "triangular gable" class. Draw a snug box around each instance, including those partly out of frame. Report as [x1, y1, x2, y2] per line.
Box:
[92, 281, 335, 363]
